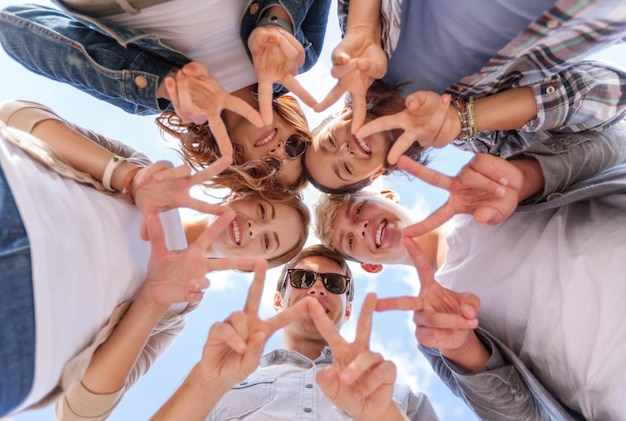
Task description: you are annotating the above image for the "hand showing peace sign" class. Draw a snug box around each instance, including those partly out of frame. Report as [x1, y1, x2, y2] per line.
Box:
[309, 293, 406, 421]
[398, 154, 523, 238]
[197, 260, 311, 389]
[377, 238, 490, 372]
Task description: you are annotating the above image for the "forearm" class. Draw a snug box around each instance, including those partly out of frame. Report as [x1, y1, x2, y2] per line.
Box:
[31, 119, 142, 193]
[345, 0, 382, 39]
[151, 364, 231, 421]
[471, 87, 536, 133]
[81, 294, 167, 394]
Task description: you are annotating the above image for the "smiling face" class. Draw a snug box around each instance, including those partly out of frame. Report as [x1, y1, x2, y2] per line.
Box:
[275, 255, 352, 340]
[304, 109, 390, 192]
[330, 195, 414, 265]
[226, 110, 304, 188]
[208, 196, 303, 261]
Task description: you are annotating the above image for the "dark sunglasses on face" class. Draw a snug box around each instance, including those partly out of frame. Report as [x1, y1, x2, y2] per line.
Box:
[282, 268, 351, 295]
[263, 133, 310, 172]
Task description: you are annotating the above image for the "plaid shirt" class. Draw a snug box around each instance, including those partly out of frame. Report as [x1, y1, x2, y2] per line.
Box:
[338, 0, 626, 156]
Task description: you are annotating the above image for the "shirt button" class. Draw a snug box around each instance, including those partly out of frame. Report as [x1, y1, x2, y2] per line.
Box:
[240, 381, 248, 386]
[305, 384, 313, 388]
[513, 392, 525, 402]
[249, 3, 259, 15]
[134, 76, 148, 89]
[546, 86, 556, 94]
[303, 408, 313, 413]
[509, 384, 520, 394]
[546, 19, 558, 29]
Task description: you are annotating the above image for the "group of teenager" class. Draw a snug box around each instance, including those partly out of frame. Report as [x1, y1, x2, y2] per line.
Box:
[1, 0, 626, 419]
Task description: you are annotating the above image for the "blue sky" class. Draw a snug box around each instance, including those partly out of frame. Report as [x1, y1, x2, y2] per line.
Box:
[3, 1, 626, 420]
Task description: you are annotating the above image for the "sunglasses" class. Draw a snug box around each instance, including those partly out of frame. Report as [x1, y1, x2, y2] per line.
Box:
[282, 269, 351, 295]
[263, 133, 310, 172]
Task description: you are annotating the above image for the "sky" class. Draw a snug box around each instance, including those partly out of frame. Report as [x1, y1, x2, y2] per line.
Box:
[2, 1, 626, 420]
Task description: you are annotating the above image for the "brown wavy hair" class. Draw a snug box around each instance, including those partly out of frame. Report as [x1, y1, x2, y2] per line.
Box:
[157, 94, 311, 202]
[305, 80, 429, 194]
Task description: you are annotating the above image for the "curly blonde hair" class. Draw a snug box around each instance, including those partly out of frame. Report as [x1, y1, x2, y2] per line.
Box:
[157, 94, 311, 202]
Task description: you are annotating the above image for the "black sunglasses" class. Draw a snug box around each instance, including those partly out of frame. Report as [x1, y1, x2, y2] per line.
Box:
[282, 269, 351, 295]
[263, 133, 310, 172]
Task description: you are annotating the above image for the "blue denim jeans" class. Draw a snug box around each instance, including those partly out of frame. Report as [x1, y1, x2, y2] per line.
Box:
[0, 0, 330, 115]
[0, 165, 35, 416]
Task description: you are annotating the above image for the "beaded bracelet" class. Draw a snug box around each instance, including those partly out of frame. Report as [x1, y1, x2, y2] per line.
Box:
[453, 96, 478, 140]
[121, 166, 142, 204]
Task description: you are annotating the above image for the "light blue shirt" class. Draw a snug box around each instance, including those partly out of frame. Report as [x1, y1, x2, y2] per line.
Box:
[208, 347, 439, 420]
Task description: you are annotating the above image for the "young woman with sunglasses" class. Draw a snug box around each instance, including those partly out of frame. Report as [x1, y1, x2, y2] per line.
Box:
[0, 99, 311, 418]
[158, 64, 312, 201]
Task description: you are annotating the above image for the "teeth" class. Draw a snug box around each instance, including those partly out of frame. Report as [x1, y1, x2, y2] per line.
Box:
[375, 220, 387, 248]
[232, 219, 241, 245]
[255, 129, 276, 147]
[357, 137, 371, 153]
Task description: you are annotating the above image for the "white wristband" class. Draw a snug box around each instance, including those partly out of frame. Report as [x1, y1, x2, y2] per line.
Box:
[102, 155, 126, 192]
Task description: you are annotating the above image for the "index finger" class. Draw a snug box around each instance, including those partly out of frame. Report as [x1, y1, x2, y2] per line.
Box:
[314, 82, 347, 112]
[403, 237, 437, 287]
[403, 203, 456, 238]
[376, 296, 423, 312]
[398, 156, 454, 191]
[255, 78, 275, 126]
[354, 293, 377, 346]
[188, 155, 233, 185]
[206, 115, 234, 157]
[144, 212, 167, 253]
[192, 209, 236, 252]
[243, 259, 269, 315]
[355, 114, 401, 141]
[349, 91, 368, 134]
[263, 297, 310, 334]
[224, 96, 264, 128]
[280, 76, 317, 109]
[308, 297, 346, 348]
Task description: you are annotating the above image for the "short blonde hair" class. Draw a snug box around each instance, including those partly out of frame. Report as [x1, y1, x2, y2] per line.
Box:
[314, 191, 380, 252]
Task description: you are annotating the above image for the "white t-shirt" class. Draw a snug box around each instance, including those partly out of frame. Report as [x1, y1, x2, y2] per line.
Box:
[107, 0, 257, 93]
[0, 128, 186, 412]
[436, 196, 626, 419]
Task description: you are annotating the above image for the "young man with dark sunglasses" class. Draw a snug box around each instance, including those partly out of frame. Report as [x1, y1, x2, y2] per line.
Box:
[151, 245, 439, 420]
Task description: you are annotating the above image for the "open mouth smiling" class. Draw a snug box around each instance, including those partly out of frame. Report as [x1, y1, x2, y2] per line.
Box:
[375, 219, 388, 248]
[231, 218, 242, 246]
[353, 135, 371, 155]
[254, 128, 277, 147]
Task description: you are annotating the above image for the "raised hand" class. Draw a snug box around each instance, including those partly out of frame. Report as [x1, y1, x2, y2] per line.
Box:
[248, 26, 317, 125]
[376, 238, 481, 356]
[139, 207, 238, 310]
[310, 294, 400, 421]
[133, 155, 233, 240]
[314, 29, 388, 133]
[197, 260, 311, 388]
[165, 61, 264, 156]
[399, 154, 523, 238]
[355, 91, 458, 164]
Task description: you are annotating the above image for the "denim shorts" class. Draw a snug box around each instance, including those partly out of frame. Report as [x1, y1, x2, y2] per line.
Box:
[0, 164, 35, 415]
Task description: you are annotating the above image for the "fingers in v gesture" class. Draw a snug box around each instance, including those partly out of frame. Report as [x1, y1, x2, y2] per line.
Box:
[134, 155, 234, 240]
[376, 238, 479, 353]
[398, 155, 520, 238]
[198, 259, 309, 388]
[165, 61, 264, 156]
[309, 294, 397, 420]
[248, 27, 316, 125]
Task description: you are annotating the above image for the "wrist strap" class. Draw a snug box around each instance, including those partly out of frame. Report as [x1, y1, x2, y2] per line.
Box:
[256, 15, 294, 35]
[102, 155, 126, 192]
